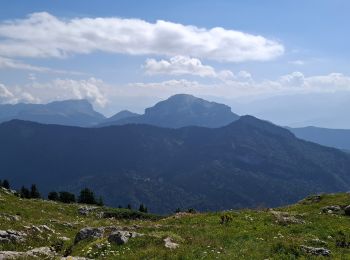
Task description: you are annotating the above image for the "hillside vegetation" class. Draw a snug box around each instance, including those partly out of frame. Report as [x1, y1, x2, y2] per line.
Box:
[1, 188, 350, 259]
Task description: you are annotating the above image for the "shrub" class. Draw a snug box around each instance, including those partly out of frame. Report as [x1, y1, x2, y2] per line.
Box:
[30, 184, 41, 199]
[78, 188, 96, 205]
[48, 191, 59, 201]
[58, 191, 76, 203]
[220, 213, 233, 225]
[139, 203, 148, 213]
[2, 179, 10, 189]
[20, 186, 30, 198]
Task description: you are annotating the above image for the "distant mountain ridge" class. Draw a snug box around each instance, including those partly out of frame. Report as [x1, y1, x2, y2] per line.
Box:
[98, 94, 240, 128]
[0, 99, 105, 127]
[1, 116, 350, 213]
[289, 126, 350, 151]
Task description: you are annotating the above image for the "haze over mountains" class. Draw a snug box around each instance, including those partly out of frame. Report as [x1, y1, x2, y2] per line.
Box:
[98, 94, 240, 128]
[1, 94, 349, 151]
[0, 99, 105, 127]
[1, 116, 350, 213]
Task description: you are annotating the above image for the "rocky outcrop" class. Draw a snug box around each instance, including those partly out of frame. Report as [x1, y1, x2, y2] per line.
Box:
[164, 237, 179, 249]
[0, 230, 26, 243]
[0, 247, 55, 259]
[344, 205, 350, 216]
[321, 205, 342, 214]
[270, 211, 305, 225]
[108, 230, 143, 245]
[301, 245, 331, 256]
[74, 227, 104, 244]
[78, 206, 98, 216]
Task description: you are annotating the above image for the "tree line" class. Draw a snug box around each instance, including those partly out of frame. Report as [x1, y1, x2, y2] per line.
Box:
[1, 179, 149, 213]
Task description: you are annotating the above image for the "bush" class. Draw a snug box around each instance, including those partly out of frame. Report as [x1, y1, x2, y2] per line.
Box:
[78, 188, 97, 205]
[220, 213, 233, 225]
[58, 191, 76, 203]
[48, 191, 59, 201]
[139, 203, 148, 213]
[20, 186, 30, 198]
[187, 208, 196, 214]
[30, 184, 41, 199]
[2, 180, 10, 189]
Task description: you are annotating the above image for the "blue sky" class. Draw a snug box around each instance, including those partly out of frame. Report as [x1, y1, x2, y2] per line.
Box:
[0, 0, 349, 127]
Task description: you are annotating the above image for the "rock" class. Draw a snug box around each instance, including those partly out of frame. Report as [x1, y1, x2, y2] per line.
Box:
[164, 237, 179, 249]
[344, 205, 350, 216]
[0, 230, 26, 243]
[301, 245, 331, 256]
[38, 225, 54, 233]
[108, 231, 130, 245]
[0, 213, 20, 221]
[108, 230, 143, 245]
[0, 247, 55, 259]
[59, 236, 70, 241]
[74, 227, 104, 244]
[300, 194, 322, 204]
[78, 206, 98, 216]
[270, 211, 305, 225]
[309, 238, 327, 246]
[321, 205, 341, 214]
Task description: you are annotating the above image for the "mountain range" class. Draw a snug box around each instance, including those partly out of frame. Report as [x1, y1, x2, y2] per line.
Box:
[98, 94, 240, 128]
[289, 126, 350, 152]
[1, 94, 349, 150]
[1, 116, 350, 213]
[0, 99, 105, 127]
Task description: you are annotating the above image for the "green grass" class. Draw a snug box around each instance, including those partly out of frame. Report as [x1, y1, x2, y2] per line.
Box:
[0, 188, 350, 259]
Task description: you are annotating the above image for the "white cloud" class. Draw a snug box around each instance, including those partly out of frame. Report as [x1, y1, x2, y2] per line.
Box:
[0, 56, 83, 75]
[0, 78, 108, 107]
[0, 83, 36, 104]
[143, 55, 237, 81]
[1, 72, 349, 113]
[127, 72, 350, 101]
[0, 12, 284, 62]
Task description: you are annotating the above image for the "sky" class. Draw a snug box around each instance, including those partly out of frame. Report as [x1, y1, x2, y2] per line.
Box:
[0, 0, 349, 127]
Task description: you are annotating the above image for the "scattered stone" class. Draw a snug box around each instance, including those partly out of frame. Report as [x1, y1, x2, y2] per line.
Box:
[301, 245, 331, 256]
[270, 211, 305, 225]
[344, 205, 350, 216]
[164, 237, 179, 249]
[78, 206, 98, 216]
[300, 194, 322, 204]
[38, 225, 54, 233]
[59, 236, 70, 241]
[108, 231, 130, 245]
[108, 230, 143, 245]
[0, 247, 55, 259]
[74, 227, 104, 244]
[0, 213, 20, 221]
[309, 238, 327, 246]
[321, 205, 341, 214]
[0, 230, 26, 243]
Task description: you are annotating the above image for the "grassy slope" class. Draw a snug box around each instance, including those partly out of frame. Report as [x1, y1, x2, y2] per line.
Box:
[0, 188, 350, 259]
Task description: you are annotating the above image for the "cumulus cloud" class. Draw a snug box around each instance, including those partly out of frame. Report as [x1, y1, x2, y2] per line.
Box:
[127, 72, 350, 101]
[1, 72, 349, 113]
[0, 78, 108, 107]
[0, 83, 36, 104]
[143, 55, 238, 80]
[0, 12, 284, 62]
